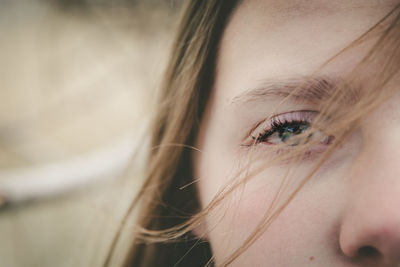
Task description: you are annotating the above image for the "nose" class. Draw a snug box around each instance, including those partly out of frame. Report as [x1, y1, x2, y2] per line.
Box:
[339, 116, 400, 266]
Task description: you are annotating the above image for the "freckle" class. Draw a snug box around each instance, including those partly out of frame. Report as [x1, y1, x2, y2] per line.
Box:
[309, 256, 315, 261]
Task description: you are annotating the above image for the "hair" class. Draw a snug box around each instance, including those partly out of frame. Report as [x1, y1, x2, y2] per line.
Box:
[104, 1, 400, 266]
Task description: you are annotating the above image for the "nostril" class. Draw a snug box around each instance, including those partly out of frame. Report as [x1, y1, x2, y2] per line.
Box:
[357, 246, 382, 259]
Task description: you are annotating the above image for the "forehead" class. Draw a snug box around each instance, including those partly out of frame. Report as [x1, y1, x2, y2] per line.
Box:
[215, 0, 397, 101]
[239, 0, 393, 18]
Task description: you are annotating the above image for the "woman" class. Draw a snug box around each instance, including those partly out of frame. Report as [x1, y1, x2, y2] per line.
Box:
[106, 0, 400, 266]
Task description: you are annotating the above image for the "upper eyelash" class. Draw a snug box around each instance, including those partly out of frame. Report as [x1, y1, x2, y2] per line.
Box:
[254, 119, 311, 143]
[245, 110, 318, 146]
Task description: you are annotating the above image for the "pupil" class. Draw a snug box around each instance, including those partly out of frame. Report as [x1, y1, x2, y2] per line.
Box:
[278, 122, 309, 143]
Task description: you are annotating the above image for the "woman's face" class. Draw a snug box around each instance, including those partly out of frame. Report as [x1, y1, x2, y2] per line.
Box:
[195, 0, 400, 266]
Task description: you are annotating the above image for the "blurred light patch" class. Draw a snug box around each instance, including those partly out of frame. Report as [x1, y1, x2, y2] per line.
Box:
[0, 0, 182, 205]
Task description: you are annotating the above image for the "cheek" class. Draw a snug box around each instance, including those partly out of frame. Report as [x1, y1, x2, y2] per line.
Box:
[195, 133, 244, 207]
[203, 184, 278, 264]
[204, 185, 304, 265]
[205, 182, 338, 266]
[198, 164, 288, 262]
[198, 153, 347, 266]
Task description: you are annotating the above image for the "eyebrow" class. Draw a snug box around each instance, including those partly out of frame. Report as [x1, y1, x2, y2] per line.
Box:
[230, 77, 359, 105]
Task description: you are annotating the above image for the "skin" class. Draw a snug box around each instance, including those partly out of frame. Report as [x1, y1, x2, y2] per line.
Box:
[194, 0, 400, 266]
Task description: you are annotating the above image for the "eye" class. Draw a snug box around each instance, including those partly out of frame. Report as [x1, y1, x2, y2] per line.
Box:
[257, 120, 311, 146]
[248, 110, 332, 147]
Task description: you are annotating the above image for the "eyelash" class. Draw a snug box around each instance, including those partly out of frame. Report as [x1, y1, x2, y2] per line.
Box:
[253, 119, 311, 145]
[246, 110, 331, 147]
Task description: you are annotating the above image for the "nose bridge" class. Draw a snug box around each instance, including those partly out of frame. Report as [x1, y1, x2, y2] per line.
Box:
[345, 131, 400, 226]
[353, 135, 400, 191]
[355, 90, 400, 180]
[339, 101, 400, 264]
[350, 98, 400, 192]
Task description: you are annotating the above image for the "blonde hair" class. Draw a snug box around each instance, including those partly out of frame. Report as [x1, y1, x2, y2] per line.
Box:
[105, 1, 400, 266]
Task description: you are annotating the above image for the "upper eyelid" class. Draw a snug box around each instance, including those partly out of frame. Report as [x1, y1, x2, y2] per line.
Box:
[247, 110, 317, 135]
[269, 110, 318, 126]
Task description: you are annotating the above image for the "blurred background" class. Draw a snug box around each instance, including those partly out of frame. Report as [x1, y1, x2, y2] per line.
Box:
[0, 0, 184, 266]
